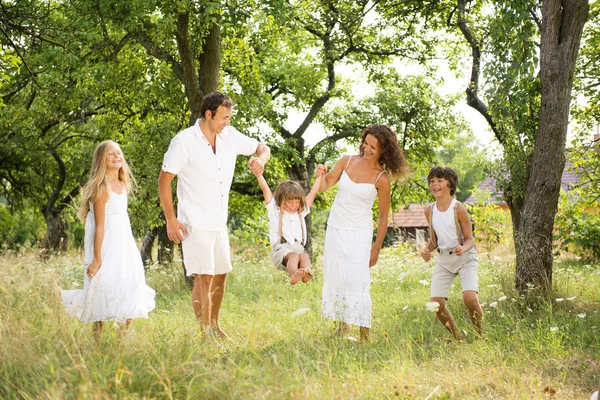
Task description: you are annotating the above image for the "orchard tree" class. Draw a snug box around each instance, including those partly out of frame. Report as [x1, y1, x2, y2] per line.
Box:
[453, 0, 589, 295]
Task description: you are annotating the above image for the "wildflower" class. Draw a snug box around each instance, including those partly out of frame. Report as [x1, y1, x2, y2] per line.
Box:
[566, 296, 576, 301]
[292, 307, 310, 317]
[487, 284, 498, 288]
[577, 313, 586, 319]
[397, 272, 408, 280]
[526, 307, 533, 312]
[555, 298, 564, 302]
[419, 279, 429, 286]
[498, 296, 507, 302]
[425, 301, 440, 313]
[402, 305, 409, 311]
[550, 326, 559, 332]
[489, 302, 498, 308]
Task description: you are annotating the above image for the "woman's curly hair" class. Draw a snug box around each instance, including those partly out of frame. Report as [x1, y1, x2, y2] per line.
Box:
[359, 124, 408, 179]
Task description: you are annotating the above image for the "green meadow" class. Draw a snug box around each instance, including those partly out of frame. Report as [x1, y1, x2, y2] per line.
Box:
[0, 242, 598, 399]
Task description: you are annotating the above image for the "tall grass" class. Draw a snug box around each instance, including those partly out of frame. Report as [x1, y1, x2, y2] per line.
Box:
[0, 244, 598, 399]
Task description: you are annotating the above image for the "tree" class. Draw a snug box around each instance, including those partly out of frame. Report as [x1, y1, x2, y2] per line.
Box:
[453, 0, 589, 296]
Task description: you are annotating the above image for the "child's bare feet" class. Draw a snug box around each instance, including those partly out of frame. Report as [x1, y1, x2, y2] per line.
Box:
[333, 322, 351, 335]
[290, 269, 306, 285]
[302, 269, 314, 283]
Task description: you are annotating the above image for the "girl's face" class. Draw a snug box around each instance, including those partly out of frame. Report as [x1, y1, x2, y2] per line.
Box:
[105, 144, 124, 171]
[362, 134, 382, 160]
[429, 176, 451, 198]
[282, 198, 301, 213]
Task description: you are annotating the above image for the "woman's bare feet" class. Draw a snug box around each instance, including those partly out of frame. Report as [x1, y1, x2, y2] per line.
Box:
[302, 269, 314, 283]
[290, 268, 306, 285]
[333, 322, 351, 335]
[359, 326, 370, 342]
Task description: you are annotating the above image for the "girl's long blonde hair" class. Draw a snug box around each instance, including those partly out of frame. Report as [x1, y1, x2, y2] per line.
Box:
[77, 141, 136, 222]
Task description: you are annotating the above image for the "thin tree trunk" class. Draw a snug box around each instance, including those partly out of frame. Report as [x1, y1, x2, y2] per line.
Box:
[140, 225, 159, 267]
[515, 0, 588, 296]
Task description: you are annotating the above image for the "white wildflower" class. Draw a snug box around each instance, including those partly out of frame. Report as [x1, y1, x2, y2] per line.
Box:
[577, 313, 586, 319]
[526, 307, 533, 312]
[566, 296, 576, 301]
[550, 326, 559, 332]
[419, 279, 430, 286]
[555, 298, 564, 302]
[397, 272, 408, 280]
[489, 302, 498, 308]
[487, 284, 498, 288]
[292, 307, 310, 317]
[402, 305, 409, 311]
[498, 296, 507, 302]
[425, 301, 440, 313]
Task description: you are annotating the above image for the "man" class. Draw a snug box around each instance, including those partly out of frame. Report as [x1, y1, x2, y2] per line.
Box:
[158, 92, 270, 341]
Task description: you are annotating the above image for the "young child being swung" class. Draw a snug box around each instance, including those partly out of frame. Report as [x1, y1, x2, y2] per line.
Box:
[62, 141, 155, 335]
[253, 164, 327, 284]
[421, 166, 483, 341]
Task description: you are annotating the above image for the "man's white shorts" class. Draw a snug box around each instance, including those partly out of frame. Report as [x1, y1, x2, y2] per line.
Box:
[270, 242, 305, 270]
[430, 248, 479, 299]
[182, 225, 232, 276]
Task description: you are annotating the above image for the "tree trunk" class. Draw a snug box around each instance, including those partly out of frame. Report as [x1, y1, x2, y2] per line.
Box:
[157, 225, 174, 264]
[515, 0, 588, 296]
[198, 20, 221, 99]
[140, 225, 160, 266]
[42, 210, 68, 252]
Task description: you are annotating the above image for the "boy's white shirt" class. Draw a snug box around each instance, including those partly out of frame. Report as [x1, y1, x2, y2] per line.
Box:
[432, 198, 461, 249]
[266, 199, 310, 247]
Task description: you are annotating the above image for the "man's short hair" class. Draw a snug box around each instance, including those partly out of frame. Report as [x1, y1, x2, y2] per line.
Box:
[427, 166, 459, 196]
[200, 92, 234, 119]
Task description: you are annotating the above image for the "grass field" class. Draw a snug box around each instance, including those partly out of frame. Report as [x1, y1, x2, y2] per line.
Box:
[0, 242, 598, 399]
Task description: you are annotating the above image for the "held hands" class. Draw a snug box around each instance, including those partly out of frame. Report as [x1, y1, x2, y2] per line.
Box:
[421, 247, 431, 262]
[166, 217, 188, 243]
[87, 260, 101, 279]
[315, 164, 327, 177]
[248, 157, 264, 176]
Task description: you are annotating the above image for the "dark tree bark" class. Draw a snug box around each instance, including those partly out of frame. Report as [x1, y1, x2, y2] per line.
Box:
[516, 0, 589, 295]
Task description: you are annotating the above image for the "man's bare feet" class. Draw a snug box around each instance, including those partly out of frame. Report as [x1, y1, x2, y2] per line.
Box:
[290, 269, 306, 285]
[302, 269, 314, 283]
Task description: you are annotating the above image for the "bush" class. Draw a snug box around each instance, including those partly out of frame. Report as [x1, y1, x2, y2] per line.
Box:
[554, 189, 600, 260]
[0, 203, 45, 252]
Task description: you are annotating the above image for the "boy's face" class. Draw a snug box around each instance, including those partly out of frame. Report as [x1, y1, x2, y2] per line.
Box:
[429, 176, 451, 198]
[283, 198, 301, 213]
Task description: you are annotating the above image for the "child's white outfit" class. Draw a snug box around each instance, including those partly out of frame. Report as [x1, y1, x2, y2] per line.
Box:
[322, 156, 386, 328]
[62, 190, 155, 323]
[429, 199, 479, 299]
[266, 199, 309, 269]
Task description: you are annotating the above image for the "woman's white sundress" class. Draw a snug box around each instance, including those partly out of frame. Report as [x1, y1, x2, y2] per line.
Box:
[62, 190, 155, 323]
[322, 158, 384, 328]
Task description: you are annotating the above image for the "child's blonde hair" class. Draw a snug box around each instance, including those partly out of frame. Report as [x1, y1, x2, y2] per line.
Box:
[273, 181, 307, 213]
[77, 141, 136, 222]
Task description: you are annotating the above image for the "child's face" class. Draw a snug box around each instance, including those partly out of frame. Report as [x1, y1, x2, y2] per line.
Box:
[362, 134, 382, 160]
[429, 176, 451, 198]
[282, 198, 301, 213]
[105, 145, 124, 171]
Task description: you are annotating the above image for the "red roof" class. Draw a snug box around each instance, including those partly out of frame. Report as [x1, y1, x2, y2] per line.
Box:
[391, 203, 429, 228]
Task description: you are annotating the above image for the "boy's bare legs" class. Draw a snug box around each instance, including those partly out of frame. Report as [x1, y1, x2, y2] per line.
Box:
[463, 291, 483, 338]
[298, 253, 314, 283]
[284, 253, 305, 285]
[431, 297, 465, 341]
[210, 273, 229, 340]
[193, 274, 216, 341]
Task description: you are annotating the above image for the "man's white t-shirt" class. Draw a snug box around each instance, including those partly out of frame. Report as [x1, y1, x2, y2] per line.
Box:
[161, 120, 259, 231]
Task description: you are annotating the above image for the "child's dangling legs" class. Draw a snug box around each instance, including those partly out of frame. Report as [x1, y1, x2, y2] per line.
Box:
[283, 252, 305, 285]
[298, 252, 314, 283]
[462, 290, 483, 337]
[431, 297, 465, 341]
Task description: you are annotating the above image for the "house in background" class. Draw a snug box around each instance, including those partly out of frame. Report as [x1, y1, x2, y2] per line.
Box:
[389, 203, 430, 246]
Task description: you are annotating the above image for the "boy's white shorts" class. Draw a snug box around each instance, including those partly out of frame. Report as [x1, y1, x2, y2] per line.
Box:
[181, 225, 232, 276]
[430, 248, 479, 299]
[270, 242, 306, 270]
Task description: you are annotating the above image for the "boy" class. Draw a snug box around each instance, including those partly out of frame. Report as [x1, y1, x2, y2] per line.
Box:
[421, 166, 483, 340]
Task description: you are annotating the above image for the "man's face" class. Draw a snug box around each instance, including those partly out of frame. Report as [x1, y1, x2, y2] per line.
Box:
[207, 105, 232, 133]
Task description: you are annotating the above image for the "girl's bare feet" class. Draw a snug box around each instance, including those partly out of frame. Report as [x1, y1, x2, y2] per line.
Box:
[302, 269, 314, 283]
[334, 322, 351, 335]
[359, 326, 370, 342]
[290, 268, 306, 285]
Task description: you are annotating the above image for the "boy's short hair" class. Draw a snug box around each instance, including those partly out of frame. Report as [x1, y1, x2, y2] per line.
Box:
[427, 166, 459, 196]
[200, 92, 234, 119]
[273, 181, 307, 212]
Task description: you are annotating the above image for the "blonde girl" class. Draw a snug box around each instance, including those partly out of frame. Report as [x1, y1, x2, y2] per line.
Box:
[253, 165, 326, 284]
[62, 141, 155, 335]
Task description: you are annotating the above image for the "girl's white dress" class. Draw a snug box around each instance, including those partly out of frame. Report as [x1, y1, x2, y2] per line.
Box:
[62, 191, 155, 323]
[322, 168, 380, 328]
